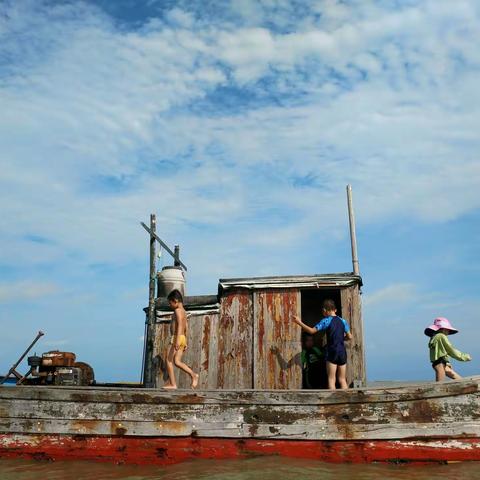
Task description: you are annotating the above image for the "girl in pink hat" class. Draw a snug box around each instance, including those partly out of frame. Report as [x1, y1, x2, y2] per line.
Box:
[424, 317, 471, 382]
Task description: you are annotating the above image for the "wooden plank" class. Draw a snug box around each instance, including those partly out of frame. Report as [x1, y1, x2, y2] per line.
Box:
[1, 415, 478, 440]
[152, 318, 171, 388]
[341, 285, 366, 387]
[206, 312, 220, 389]
[175, 313, 202, 389]
[1, 391, 478, 425]
[254, 289, 302, 389]
[151, 312, 219, 389]
[353, 285, 366, 385]
[201, 313, 220, 389]
[217, 290, 253, 389]
[0, 377, 478, 405]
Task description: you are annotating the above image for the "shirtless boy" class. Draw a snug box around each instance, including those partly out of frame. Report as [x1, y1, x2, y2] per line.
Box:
[163, 289, 199, 389]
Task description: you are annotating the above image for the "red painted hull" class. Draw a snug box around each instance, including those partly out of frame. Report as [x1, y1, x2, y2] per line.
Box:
[1, 434, 480, 465]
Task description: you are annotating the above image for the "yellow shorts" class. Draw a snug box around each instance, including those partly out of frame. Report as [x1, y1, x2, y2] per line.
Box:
[170, 335, 187, 349]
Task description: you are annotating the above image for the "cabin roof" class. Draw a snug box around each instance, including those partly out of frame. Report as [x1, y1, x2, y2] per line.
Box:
[151, 273, 362, 313]
[219, 272, 362, 291]
[154, 295, 219, 313]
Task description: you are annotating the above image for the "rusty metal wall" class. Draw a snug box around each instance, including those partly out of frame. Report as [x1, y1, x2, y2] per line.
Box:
[216, 290, 253, 389]
[253, 289, 302, 389]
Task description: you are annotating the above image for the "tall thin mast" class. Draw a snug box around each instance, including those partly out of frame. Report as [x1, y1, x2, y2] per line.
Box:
[346, 184, 360, 275]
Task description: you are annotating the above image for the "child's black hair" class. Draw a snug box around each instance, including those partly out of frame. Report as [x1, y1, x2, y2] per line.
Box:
[167, 289, 183, 303]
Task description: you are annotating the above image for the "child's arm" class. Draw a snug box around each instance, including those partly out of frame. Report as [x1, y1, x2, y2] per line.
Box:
[292, 315, 317, 335]
[441, 335, 471, 362]
[344, 331, 353, 341]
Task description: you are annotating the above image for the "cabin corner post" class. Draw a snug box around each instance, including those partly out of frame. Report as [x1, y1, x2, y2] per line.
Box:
[341, 284, 366, 387]
[346, 185, 360, 276]
[143, 214, 157, 388]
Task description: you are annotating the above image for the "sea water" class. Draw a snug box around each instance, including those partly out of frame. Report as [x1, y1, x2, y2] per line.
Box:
[0, 457, 479, 480]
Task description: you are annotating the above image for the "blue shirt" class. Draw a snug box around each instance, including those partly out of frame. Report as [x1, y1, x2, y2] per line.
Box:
[314, 316, 350, 333]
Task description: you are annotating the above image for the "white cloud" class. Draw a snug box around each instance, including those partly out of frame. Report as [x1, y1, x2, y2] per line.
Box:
[0, 281, 60, 303]
[0, 0, 479, 272]
[364, 283, 418, 308]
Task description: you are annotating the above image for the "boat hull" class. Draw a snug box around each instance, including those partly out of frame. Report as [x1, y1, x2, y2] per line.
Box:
[1, 377, 479, 465]
[1, 434, 480, 465]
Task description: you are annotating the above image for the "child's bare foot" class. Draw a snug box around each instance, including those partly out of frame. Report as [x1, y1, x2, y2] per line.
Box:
[162, 384, 177, 390]
[191, 373, 199, 389]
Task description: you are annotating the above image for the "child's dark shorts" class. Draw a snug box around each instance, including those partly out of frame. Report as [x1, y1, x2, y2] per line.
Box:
[432, 357, 451, 368]
[326, 349, 347, 366]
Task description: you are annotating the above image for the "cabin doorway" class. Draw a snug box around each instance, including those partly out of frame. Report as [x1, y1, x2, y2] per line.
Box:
[300, 288, 342, 389]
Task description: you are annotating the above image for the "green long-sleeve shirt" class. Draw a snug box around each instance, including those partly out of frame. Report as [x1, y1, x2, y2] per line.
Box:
[428, 332, 470, 363]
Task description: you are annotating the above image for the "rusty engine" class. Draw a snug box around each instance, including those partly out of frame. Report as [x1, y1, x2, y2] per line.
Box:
[25, 351, 95, 386]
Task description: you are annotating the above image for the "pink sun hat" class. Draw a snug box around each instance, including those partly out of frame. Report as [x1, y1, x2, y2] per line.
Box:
[424, 317, 459, 337]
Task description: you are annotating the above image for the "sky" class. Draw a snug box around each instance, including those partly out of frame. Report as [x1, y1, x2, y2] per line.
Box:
[0, 0, 479, 383]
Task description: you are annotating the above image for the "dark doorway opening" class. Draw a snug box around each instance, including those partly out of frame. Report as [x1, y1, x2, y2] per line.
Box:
[300, 288, 342, 389]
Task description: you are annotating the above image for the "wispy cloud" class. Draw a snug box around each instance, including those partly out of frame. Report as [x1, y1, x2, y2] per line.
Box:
[0, 281, 60, 303]
[364, 283, 418, 308]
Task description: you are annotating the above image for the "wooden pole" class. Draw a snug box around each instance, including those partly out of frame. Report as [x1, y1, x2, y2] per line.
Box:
[346, 185, 360, 276]
[143, 214, 157, 387]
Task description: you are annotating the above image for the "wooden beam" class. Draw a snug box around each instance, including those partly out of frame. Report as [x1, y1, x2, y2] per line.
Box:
[140, 222, 187, 271]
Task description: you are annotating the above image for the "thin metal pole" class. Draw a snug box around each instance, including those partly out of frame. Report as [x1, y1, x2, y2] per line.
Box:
[0, 331, 44, 384]
[346, 185, 360, 276]
[143, 214, 157, 387]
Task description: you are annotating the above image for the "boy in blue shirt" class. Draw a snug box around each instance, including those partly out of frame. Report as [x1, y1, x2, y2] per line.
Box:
[293, 299, 352, 389]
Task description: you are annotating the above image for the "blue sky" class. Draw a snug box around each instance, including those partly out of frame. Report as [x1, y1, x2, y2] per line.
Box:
[1, 0, 479, 382]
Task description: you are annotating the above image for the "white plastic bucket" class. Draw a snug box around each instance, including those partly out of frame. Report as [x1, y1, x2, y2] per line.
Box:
[157, 266, 185, 299]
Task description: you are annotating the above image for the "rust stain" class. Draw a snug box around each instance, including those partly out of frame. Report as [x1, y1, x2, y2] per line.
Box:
[256, 289, 300, 389]
[155, 421, 190, 434]
[201, 316, 211, 372]
[218, 289, 253, 389]
[73, 420, 101, 434]
[401, 400, 443, 423]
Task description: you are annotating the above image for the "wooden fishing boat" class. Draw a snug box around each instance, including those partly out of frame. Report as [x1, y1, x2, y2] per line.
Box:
[0, 378, 479, 464]
[1, 186, 478, 464]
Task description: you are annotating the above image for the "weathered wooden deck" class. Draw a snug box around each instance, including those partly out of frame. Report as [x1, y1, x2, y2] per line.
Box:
[0, 376, 479, 464]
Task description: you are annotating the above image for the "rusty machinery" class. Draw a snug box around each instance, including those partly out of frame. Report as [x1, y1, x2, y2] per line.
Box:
[1, 331, 95, 387]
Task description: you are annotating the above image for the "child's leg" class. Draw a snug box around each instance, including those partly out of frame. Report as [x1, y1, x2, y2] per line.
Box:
[326, 361, 337, 390]
[174, 349, 199, 389]
[164, 344, 177, 388]
[433, 363, 446, 382]
[445, 364, 462, 380]
[336, 364, 348, 389]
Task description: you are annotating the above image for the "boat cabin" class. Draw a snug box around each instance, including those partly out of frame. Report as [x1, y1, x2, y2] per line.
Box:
[142, 186, 365, 390]
[145, 273, 365, 389]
